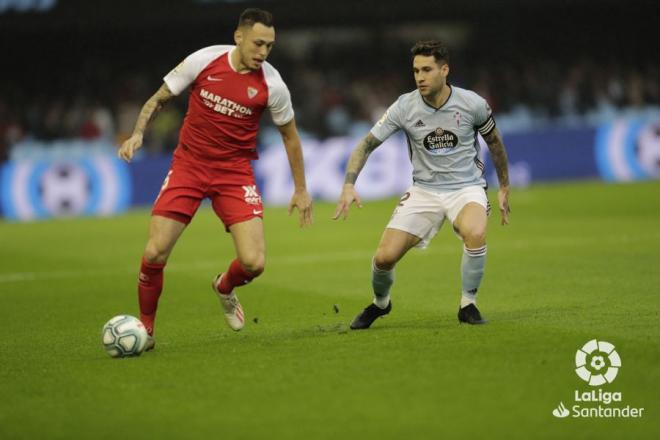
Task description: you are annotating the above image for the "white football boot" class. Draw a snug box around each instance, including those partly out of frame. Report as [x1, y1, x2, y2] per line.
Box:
[144, 335, 156, 352]
[212, 273, 245, 331]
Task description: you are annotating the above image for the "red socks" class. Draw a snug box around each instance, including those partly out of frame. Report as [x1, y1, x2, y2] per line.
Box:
[218, 259, 259, 295]
[138, 258, 165, 336]
[137, 258, 258, 334]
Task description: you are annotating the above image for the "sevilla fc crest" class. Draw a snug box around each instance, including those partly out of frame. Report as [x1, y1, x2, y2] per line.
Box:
[247, 87, 258, 99]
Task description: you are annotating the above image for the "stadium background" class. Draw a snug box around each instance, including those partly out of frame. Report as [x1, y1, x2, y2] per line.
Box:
[0, 0, 657, 219]
[0, 1, 659, 439]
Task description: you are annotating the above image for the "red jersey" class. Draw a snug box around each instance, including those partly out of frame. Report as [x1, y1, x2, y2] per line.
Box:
[163, 45, 294, 163]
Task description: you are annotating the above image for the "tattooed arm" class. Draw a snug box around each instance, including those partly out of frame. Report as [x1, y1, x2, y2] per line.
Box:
[118, 83, 175, 162]
[332, 133, 383, 220]
[342, 132, 384, 184]
[482, 127, 511, 225]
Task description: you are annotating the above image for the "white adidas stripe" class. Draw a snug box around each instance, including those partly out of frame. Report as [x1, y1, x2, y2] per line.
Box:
[465, 245, 487, 256]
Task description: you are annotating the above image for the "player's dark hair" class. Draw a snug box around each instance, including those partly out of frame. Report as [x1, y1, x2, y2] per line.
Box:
[411, 40, 450, 65]
[238, 8, 274, 28]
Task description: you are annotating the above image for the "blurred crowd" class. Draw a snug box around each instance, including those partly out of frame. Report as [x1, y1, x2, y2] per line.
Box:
[1, 43, 658, 161]
[286, 42, 659, 137]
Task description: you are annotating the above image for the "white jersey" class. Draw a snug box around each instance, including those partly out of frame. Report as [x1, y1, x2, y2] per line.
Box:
[371, 85, 495, 191]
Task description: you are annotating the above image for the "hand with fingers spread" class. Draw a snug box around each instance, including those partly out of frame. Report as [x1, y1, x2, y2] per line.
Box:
[498, 185, 511, 225]
[118, 133, 144, 162]
[289, 188, 313, 227]
[333, 184, 363, 220]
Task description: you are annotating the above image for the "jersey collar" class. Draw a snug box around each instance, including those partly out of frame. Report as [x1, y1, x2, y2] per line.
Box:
[228, 47, 239, 72]
[419, 84, 452, 111]
[228, 46, 263, 75]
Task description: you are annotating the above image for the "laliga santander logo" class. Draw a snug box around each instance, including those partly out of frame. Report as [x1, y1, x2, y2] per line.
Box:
[575, 339, 621, 386]
[552, 402, 570, 418]
[552, 340, 644, 419]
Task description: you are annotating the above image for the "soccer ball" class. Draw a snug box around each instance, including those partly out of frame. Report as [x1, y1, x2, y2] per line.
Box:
[102, 315, 149, 358]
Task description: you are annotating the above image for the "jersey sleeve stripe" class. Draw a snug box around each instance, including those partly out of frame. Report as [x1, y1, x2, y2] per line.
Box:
[477, 116, 496, 136]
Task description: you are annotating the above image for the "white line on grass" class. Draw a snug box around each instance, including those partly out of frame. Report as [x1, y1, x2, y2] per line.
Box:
[0, 250, 444, 284]
[4, 231, 647, 285]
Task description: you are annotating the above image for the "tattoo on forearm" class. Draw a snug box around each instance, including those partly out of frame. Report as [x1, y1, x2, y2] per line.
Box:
[133, 101, 159, 135]
[485, 130, 510, 187]
[133, 86, 173, 136]
[363, 134, 381, 154]
[343, 134, 383, 184]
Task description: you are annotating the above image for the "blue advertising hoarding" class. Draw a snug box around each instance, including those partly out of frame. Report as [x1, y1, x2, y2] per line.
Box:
[1, 116, 658, 221]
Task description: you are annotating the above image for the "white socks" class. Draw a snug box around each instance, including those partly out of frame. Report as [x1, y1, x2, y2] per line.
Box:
[461, 245, 487, 308]
[372, 259, 394, 309]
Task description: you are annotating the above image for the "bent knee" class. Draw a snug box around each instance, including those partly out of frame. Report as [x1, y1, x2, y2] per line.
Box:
[143, 242, 170, 264]
[373, 250, 398, 271]
[239, 254, 265, 276]
[462, 228, 487, 247]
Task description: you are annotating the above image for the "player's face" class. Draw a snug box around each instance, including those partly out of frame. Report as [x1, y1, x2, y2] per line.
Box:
[413, 55, 449, 97]
[235, 23, 275, 70]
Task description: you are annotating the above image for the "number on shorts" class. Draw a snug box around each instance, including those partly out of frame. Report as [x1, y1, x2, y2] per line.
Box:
[398, 192, 411, 206]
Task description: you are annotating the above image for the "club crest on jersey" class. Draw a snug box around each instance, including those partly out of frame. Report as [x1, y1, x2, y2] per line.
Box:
[423, 127, 458, 154]
[454, 111, 461, 127]
[247, 87, 258, 99]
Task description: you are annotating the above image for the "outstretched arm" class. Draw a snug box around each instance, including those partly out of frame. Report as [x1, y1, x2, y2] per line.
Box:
[332, 133, 383, 220]
[482, 127, 511, 225]
[118, 83, 175, 162]
[276, 118, 313, 227]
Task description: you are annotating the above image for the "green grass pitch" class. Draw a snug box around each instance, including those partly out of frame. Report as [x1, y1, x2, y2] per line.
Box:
[0, 180, 659, 439]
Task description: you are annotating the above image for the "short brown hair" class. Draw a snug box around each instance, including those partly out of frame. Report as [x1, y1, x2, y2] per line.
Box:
[411, 40, 450, 65]
[238, 8, 274, 28]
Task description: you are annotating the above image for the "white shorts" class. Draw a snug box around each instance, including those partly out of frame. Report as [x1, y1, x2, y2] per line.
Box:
[386, 185, 490, 249]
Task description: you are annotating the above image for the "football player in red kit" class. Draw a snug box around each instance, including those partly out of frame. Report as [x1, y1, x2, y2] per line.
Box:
[118, 8, 312, 350]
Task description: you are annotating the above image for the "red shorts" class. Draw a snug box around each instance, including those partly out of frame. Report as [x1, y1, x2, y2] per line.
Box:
[152, 155, 263, 229]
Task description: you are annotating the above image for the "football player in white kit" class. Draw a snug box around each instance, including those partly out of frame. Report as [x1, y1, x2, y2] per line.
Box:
[333, 40, 511, 328]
